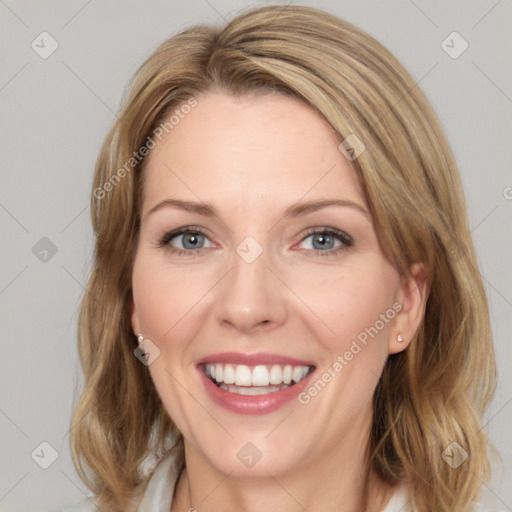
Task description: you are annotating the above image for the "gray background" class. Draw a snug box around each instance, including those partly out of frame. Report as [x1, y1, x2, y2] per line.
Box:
[1, 1, 511, 511]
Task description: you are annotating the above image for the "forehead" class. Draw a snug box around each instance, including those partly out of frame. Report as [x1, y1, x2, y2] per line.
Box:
[141, 90, 365, 213]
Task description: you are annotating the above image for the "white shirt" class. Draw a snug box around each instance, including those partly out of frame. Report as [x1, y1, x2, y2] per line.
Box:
[52, 448, 504, 512]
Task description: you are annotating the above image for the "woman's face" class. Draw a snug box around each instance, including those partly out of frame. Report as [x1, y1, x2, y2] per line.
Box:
[131, 90, 417, 478]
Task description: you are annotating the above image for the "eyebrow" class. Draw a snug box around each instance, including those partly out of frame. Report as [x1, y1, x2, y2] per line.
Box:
[144, 198, 369, 220]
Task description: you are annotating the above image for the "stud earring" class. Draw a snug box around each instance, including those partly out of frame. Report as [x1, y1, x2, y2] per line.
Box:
[137, 333, 144, 345]
[397, 334, 404, 343]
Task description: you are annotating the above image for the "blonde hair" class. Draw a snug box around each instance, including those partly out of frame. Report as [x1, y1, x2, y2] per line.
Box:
[71, 5, 497, 511]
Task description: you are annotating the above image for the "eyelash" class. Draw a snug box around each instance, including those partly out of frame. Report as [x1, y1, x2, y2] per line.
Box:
[156, 226, 353, 257]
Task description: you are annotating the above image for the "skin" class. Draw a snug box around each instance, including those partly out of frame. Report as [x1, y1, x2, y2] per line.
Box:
[130, 90, 426, 512]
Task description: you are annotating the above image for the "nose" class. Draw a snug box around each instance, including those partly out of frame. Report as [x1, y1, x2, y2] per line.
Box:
[213, 244, 288, 335]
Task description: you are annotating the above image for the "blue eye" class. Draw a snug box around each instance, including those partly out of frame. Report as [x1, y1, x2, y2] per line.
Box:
[158, 228, 214, 253]
[156, 226, 353, 257]
[298, 229, 353, 256]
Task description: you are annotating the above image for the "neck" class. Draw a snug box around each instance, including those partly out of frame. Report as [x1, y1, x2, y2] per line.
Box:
[171, 437, 395, 512]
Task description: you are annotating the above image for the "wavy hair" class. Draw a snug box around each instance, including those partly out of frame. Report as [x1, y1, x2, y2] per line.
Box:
[70, 5, 497, 511]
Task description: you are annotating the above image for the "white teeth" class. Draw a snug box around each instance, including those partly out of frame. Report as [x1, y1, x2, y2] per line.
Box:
[215, 363, 223, 383]
[204, 363, 311, 387]
[220, 383, 282, 395]
[292, 366, 304, 383]
[223, 364, 235, 384]
[283, 365, 292, 384]
[252, 365, 269, 386]
[269, 365, 282, 385]
[235, 365, 252, 386]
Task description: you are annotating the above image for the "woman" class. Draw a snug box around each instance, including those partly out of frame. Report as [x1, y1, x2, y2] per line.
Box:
[58, 5, 501, 512]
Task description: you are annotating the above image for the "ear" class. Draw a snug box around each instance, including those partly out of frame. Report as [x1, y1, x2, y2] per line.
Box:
[130, 295, 141, 336]
[388, 263, 428, 355]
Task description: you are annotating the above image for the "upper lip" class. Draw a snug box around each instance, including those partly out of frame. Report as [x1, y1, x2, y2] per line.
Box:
[198, 352, 316, 367]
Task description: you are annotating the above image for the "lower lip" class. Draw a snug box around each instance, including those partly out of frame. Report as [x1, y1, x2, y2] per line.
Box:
[198, 368, 315, 415]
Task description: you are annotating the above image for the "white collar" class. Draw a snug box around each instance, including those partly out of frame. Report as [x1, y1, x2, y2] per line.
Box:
[381, 483, 412, 511]
[135, 447, 184, 512]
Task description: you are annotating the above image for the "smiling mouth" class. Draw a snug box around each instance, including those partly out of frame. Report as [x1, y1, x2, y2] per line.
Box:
[203, 363, 315, 395]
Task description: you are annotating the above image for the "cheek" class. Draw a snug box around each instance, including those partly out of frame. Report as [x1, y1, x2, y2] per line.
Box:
[289, 258, 399, 355]
[131, 252, 214, 350]
[132, 254, 212, 436]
